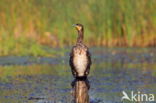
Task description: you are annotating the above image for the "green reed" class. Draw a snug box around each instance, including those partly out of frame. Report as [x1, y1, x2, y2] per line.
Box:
[0, 0, 156, 56]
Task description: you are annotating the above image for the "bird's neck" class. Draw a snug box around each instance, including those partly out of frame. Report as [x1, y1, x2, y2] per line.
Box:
[77, 30, 83, 44]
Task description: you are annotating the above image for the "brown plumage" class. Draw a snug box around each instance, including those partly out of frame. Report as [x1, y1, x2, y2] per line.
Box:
[69, 24, 92, 78]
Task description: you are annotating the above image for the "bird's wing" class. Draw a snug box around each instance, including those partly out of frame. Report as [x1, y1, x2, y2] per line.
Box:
[85, 49, 92, 75]
[69, 47, 76, 76]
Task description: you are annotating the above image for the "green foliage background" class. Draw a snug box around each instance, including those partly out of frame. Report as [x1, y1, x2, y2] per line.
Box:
[0, 0, 156, 56]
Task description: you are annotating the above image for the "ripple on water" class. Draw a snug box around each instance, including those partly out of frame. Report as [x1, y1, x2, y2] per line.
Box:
[0, 48, 156, 103]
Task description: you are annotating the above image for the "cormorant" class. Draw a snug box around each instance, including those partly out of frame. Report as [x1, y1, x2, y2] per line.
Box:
[69, 24, 92, 78]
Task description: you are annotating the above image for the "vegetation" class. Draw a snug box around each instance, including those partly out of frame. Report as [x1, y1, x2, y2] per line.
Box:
[0, 0, 156, 56]
[0, 64, 70, 81]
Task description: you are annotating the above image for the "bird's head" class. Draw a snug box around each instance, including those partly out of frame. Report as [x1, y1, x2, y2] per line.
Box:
[73, 23, 84, 32]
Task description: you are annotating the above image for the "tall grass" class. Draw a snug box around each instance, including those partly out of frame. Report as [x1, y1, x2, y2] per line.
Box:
[0, 0, 156, 56]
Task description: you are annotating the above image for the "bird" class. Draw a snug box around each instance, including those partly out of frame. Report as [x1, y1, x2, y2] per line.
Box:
[69, 24, 92, 78]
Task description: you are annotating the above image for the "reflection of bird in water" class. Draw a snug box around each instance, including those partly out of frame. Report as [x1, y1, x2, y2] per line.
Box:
[69, 24, 92, 78]
[71, 77, 90, 103]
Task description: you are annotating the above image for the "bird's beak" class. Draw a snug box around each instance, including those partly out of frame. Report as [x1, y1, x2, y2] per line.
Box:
[72, 24, 77, 27]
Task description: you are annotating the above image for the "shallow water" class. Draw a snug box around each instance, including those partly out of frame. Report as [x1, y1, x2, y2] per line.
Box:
[0, 48, 156, 103]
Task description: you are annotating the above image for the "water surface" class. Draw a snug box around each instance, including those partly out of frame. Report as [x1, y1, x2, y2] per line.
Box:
[0, 48, 156, 103]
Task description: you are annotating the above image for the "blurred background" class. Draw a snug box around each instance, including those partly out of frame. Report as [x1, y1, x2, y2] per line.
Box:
[0, 0, 156, 102]
[0, 0, 156, 56]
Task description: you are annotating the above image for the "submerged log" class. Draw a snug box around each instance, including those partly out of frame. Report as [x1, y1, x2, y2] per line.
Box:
[71, 77, 90, 103]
